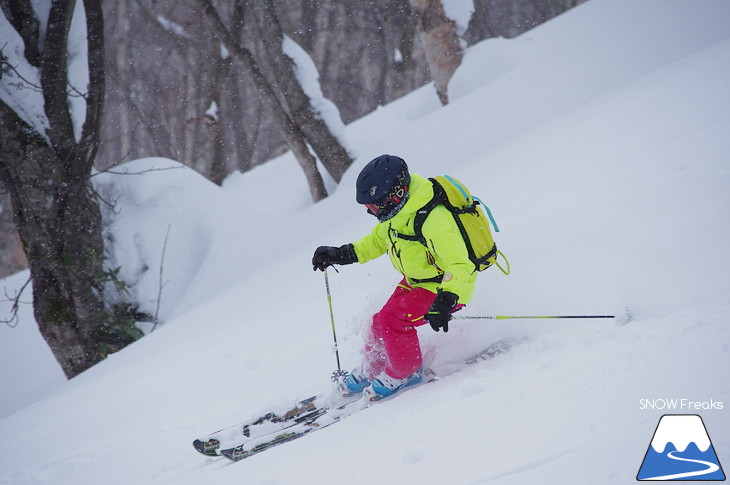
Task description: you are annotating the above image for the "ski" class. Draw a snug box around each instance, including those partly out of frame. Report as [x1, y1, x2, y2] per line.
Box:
[464, 336, 517, 365]
[192, 394, 328, 457]
[219, 396, 362, 461]
[193, 336, 522, 461]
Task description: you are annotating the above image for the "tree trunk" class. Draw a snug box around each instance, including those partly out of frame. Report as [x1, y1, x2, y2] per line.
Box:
[408, 0, 464, 105]
[251, 0, 353, 182]
[205, 54, 233, 186]
[0, 192, 28, 278]
[0, 0, 139, 378]
[0, 104, 108, 378]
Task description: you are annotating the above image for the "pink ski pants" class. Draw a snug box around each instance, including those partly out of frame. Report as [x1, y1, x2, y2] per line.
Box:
[362, 279, 462, 380]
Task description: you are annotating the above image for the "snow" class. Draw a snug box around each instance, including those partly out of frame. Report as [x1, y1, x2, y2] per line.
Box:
[442, 0, 474, 36]
[219, 42, 230, 60]
[155, 15, 193, 40]
[67, 0, 89, 142]
[94, 157, 230, 322]
[1, 0, 729, 484]
[205, 101, 219, 122]
[0, 11, 49, 140]
[394, 47, 403, 63]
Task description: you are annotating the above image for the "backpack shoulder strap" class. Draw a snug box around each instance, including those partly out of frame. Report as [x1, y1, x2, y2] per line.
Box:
[394, 178, 442, 246]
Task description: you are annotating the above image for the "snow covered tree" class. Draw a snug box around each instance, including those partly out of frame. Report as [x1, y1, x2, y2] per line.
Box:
[0, 0, 141, 378]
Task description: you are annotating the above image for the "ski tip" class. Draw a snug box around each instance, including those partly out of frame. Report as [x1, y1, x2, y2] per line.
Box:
[220, 447, 242, 461]
[193, 438, 221, 457]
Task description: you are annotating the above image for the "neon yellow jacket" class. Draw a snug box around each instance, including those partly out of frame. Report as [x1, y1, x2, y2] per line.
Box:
[352, 173, 478, 303]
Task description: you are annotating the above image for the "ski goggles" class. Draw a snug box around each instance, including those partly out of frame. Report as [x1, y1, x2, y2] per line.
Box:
[364, 185, 409, 217]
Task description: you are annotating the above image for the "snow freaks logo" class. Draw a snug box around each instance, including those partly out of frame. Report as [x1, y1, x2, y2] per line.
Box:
[637, 414, 726, 481]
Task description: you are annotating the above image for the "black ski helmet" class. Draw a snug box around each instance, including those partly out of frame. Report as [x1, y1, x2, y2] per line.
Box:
[356, 154, 410, 221]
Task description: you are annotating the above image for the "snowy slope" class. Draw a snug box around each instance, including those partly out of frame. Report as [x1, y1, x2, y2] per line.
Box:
[1, 0, 729, 484]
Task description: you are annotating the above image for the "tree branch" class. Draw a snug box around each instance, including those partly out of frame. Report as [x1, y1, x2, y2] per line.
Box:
[1, 275, 31, 328]
[78, 0, 106, 175]
[41, 0, 77, 161]
[151, 225, 171, 332]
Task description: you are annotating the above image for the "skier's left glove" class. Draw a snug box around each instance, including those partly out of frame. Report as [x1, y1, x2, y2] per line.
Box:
[424, 290, 459, 333]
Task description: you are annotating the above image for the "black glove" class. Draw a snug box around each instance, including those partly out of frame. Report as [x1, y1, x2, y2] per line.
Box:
[424, 290, 459, 332]
[312, 244, 358, 271]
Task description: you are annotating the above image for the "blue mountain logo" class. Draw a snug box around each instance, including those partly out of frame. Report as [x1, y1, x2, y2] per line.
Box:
[637, 414, 725, 481]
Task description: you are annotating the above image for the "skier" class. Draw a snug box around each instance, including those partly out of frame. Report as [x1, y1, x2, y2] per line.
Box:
[312, 154, 483, 400]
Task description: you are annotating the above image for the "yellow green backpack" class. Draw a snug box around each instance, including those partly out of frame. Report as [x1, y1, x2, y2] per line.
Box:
[398, 175, 509, 275]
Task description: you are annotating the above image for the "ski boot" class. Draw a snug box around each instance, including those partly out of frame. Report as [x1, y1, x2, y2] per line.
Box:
[363, 369, 423, 402]
[335, 368, 371, 398]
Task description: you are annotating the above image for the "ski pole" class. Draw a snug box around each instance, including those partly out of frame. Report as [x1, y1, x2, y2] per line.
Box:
[323, 269, 347, 381]
[453, 314, 615, 320]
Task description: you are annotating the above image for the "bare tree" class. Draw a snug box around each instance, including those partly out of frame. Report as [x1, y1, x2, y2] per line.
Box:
[463, 0, 588, 43]
[203, 52, 235, 186]
[408, 0, 464, 105]
[250, 0, 353, 182]
[0, 0, 141, 378]
[187, 0, 329, 201]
